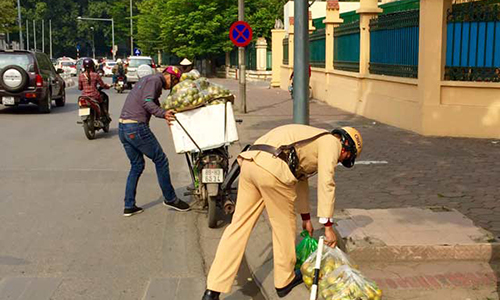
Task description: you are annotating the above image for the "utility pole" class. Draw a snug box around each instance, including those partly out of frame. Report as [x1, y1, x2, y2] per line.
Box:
[238, 0, 247, 113]
[26, 20, 29, 50]
[42, 19, 45, 53]
[130, 0, 133, 56]
[17, 0, 23, 50]
[33, 20, 36, 51]
[49, 20, 52, 58]
[112, 18, 115, 60]
[293, 0, 310, 124]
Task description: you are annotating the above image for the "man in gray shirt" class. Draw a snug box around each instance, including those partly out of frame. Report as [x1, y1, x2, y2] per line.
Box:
[119, 66, 190, 216]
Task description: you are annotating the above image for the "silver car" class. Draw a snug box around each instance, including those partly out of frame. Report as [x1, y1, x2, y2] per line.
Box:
[126, 56, 157, 86]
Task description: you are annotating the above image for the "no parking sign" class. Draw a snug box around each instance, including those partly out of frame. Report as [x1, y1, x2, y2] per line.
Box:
[229, 21, 253, 47]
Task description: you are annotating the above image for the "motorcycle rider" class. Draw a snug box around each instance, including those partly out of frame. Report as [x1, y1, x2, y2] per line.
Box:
[78, 57, 111, 121]
[118, 66, 191, 217]
[201, 125, 363, 300]
[112, 58, 128, 85]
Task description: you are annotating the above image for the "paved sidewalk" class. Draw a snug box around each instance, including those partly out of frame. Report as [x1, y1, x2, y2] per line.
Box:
[207, 78, 500, 299]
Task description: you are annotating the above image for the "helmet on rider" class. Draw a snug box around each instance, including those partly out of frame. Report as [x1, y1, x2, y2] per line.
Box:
[82, 57, 95, 71]
[331, 126, 363, 168]
[116, 58, 123, 65]
[163, 66, 182, 87]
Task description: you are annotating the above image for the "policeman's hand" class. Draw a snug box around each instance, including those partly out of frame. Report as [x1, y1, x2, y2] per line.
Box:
[165, 110, 176, 126]
[324, 226, 337, 248]
[302, 219, 314, 237]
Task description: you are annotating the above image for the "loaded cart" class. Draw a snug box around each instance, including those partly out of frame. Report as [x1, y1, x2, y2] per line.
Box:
[170, 99, 243, 228]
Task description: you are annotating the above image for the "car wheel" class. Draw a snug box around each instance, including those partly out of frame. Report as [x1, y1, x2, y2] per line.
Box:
[0, 65, 29, 93]
[38, 89, 52, 113]
[55, 89, 66, 107]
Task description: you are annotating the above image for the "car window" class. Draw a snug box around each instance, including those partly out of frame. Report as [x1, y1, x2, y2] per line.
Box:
[0, 53, 32, 71]
[61, 62, 74, 67]
[36, 53, 52, 71]
[128, 59, 152, 68]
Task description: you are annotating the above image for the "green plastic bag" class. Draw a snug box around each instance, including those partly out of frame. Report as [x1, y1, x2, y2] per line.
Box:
[295, 230, 318, 269]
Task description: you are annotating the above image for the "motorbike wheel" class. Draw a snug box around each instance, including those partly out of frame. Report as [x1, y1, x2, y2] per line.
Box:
[83, 112, 96, 140]
[207, 196, 218, 228]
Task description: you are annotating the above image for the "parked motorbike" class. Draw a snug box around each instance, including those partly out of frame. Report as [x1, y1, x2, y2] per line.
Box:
[184, 123, 245, 228]
[115, 76, 126, 93]
[77, 89, 110, 140]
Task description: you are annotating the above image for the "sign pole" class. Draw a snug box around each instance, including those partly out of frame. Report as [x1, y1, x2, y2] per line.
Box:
[238, 0, 246, 114]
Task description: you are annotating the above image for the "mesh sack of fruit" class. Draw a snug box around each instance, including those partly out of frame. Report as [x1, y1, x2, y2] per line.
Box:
[300, 246, 356, 290]
[318, 265, 382, 300]
[180, 70, 201, 81]
[162, 79, 206, 112]
[295, 230, 318, 269]
[162, 77, 234, 112]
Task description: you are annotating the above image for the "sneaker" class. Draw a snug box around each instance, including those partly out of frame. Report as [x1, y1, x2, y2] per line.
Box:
[123, 206, 144, 217]
[276, 269, 303, 298]
[163, 198, 191, 212]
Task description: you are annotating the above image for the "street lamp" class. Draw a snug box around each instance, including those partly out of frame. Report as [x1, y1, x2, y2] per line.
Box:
[90, 27, 95, 59]
[77, 16, 115, 60]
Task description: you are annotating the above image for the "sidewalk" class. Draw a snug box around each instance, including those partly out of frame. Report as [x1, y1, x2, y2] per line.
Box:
[209, 78, 500, 299]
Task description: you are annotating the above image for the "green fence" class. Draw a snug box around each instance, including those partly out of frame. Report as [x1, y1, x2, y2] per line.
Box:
[283, 37, 289, 65]
[370, 9, 420, 78]
[229, 43, 257, 70]
[334, 20, 360, 72]
[267, 50, 272, 70]
[310, 28, 326, 68]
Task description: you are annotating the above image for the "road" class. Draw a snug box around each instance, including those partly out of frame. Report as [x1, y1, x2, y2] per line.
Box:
[0, 79, 264, 300]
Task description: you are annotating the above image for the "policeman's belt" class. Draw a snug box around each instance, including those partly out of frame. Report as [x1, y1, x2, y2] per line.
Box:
[247, 132, 331, 179]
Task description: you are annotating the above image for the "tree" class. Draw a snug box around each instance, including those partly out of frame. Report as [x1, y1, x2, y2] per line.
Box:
[0, 0, 17, 33]
[136, 0, 165, 55]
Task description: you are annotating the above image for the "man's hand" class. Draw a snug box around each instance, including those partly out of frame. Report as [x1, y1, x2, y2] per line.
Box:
[164, 110, 176, 126]
[324, 226, 337, 248]
[302, 219, 314, 237]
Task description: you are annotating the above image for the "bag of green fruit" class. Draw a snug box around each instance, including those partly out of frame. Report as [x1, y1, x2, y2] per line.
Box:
[300, 246, 356, 289]
[295, 230, 318, 269]
[319, 265, 383, 300]
[162, 79, 205, 112]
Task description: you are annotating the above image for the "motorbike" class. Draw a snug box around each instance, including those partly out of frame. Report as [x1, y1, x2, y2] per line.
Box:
[184, 122, 245, 228]
[77, 88, 110, 140]
[115, 76, 126, 93]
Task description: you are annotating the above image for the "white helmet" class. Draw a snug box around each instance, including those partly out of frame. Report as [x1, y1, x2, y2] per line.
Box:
[116, 58, 123, 64]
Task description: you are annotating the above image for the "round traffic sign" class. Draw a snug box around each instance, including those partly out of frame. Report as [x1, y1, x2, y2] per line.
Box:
[229, 21, 253, 47]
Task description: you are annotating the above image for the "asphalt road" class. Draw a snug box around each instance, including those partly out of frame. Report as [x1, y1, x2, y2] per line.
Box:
[0, 79, 263, 300]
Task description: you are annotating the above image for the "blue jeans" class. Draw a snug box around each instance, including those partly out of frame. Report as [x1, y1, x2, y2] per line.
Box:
[119, 123, 177, 208]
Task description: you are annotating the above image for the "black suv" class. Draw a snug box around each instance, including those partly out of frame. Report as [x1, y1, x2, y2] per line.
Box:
[0, 50, 66, 113]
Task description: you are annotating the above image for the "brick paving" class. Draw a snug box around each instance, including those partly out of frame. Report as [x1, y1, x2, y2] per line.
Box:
[212, 78, 500, 239]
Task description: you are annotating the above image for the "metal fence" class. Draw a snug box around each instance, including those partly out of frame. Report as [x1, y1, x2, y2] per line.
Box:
[310, 28, 326, 68]
[283, 37, 289, 65]
[370, 9, 420, 78]
[229, 44, 258, 71]
[445, 1, 500, 82]
[334, 20, 360, 72]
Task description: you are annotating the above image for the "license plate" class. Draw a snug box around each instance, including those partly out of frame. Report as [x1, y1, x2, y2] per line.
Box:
[2, 96, 15, 105]
[79, 108, 90, 116]
[202, 168, 224, 183]
[118, 81, 124, 86]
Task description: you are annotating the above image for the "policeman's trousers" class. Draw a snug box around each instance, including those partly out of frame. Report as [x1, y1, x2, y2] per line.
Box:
[207, 159, 297, 293]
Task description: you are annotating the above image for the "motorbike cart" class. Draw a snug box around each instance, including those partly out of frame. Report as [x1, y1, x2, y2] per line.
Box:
[170, 101, 241, 228]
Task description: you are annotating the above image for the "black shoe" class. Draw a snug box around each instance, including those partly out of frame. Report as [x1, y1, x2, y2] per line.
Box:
[276, 269, 303, 298]
[163, 198, 191, 212]
[202, 290, 220, 300]
[123, 206, 143, 217]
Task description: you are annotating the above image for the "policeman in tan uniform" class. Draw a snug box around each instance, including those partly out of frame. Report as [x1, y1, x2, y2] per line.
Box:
[201, 124, 363, 300]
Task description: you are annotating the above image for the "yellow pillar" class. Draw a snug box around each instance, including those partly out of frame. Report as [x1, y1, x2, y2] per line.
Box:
[309, 11, 316, 34]
[271, 29, 286, 87]
[418, 0, 453, 132]
[289, 17, 294, 68]
[323, 0, 343, 72]
[357, 0, 382, 75]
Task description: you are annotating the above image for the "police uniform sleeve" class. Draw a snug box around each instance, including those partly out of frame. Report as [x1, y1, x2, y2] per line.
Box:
[141, 78, 166, 119]
[295, 178, 310, 214]
[317, 136, 341, 219]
